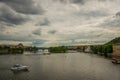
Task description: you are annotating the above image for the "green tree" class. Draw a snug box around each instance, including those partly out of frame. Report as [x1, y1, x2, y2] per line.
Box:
[49, 46, 67, 53]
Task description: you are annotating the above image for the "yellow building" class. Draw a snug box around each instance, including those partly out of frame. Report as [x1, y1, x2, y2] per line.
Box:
[112, 44, 120, 63]
[113, 44, 120, 55]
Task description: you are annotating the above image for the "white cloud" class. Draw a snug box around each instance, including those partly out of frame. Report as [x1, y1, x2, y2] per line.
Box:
[0, 0, 120, 47]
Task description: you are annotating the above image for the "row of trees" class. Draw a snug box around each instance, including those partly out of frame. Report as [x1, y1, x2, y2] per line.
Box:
[0, 42, 41, 54]
[0, 46, 24, 54]
[9, 48, 24, 54]
[49, 46, 67, 53]
[90, 44, 113, 57]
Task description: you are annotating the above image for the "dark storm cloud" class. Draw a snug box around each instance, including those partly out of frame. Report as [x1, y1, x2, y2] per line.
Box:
[59, 0, 67, 3]
[48, 30, 57, 34]
[0, 24, 6, 31]
[116, 12, 120, 17]
[75, 10, 109, 18]
[0, 0, 44, 14]
[32, 29, 41, 36]
[0, 34, 31, 41]
[100, 18, 120, 28]
[60, 0, 115, 4]
[97, 12, 120, 28]
[0, 4, 28, 25]
[36, 18, 50, 26]
[59, 0, 85, 4]
[71, 0, 85, 4]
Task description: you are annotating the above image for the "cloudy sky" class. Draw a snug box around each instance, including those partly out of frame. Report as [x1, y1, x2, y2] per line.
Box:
[0, 0, 120, 47]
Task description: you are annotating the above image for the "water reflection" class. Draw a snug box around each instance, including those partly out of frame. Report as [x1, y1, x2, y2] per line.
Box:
[0, 53, 120, 80]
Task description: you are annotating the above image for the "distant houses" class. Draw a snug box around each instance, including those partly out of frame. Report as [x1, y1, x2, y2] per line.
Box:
[0, 43, 24, 54]
[112, 44, 120, 57]
[67, 45, 95, 53]
[111, 44, 120, 63]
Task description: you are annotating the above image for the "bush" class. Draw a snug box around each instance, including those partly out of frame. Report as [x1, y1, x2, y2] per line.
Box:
[49, 46, 67, 53]
[91, 44, 113, 57]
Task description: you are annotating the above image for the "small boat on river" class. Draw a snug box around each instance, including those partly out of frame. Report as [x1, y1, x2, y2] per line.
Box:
[11, 64, 29, 71]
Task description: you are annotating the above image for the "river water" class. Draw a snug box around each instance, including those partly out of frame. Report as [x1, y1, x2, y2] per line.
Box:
[0, 52, 120, 80]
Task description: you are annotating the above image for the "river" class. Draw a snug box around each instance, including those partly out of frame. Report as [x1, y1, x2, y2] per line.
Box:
[0, 52, 120, 80]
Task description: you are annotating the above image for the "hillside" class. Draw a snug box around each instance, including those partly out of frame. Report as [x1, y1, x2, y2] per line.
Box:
[105, 37, 120, 45]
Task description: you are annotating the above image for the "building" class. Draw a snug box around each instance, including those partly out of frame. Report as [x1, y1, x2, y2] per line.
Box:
[112, 44, 120, 63]
[113, 44, 120, 56]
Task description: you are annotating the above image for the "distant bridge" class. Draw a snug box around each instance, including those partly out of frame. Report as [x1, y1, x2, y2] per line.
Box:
[67, 45, 101, 53]
[37, 47, 49, 50]
[36, 45, 101, 53]
[37, 47, 49, 53]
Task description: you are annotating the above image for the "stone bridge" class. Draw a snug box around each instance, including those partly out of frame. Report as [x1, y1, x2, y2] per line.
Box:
[67, 45, 99, 53]
[37, 47, 49, 53]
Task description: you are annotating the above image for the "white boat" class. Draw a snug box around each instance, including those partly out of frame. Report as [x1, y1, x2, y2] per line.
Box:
[11, 64, 29, 71]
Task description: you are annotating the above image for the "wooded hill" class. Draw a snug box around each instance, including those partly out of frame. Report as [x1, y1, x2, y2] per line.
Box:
[105, 37, 120, 45]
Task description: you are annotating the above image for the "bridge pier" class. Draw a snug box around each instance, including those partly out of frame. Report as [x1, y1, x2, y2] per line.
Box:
[38, 48, 49, 54]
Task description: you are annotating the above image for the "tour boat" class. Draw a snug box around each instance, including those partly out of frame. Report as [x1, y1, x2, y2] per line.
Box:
[11, 64, 29, 71]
